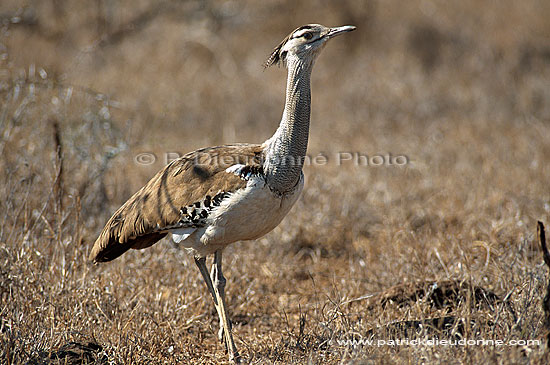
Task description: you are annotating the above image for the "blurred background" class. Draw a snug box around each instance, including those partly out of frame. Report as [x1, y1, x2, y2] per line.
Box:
[1, 0, 550, 363]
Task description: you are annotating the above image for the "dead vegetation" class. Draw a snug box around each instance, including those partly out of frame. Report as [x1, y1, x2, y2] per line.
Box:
[1, 0, 550, 363]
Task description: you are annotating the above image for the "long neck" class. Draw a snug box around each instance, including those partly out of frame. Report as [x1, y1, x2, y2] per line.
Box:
[263, 57, 313, 194]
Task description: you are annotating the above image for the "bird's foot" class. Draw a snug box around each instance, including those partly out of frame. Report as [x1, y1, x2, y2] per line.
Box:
[228, 350, 242, 363]
[219, 321, 241, 363]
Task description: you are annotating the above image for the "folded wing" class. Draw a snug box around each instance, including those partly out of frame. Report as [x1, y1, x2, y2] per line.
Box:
[89, 144, 263, 262]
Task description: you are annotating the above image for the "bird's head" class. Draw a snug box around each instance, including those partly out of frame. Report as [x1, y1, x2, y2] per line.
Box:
[265, 24, 356, 68]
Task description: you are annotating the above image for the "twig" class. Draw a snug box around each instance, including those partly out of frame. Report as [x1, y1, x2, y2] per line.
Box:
[52, 119, 64, 243]
[539, 221, 550, 266]
[538, 221, 550, 349]
[52, 119, 64, 213]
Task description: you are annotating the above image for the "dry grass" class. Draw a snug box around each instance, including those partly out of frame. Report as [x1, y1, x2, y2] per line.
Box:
[1, 0, 550, 363]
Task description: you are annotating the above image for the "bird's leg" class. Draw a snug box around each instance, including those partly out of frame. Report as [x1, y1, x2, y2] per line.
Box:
[194, 254, 240, 362]
[210, 259, 226, 344]
[211, 250, 240, 361]
[195, 255, 225, 344]
[194, 256, 219, 307]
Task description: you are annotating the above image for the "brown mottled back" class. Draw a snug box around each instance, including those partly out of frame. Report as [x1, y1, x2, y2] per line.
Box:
[90, 143, 263, 262]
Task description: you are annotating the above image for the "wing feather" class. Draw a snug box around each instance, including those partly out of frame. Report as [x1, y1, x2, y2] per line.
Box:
[90, 143, 263, 262]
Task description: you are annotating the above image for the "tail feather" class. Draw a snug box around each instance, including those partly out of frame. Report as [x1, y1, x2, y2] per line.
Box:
[88, 187, 170, 263]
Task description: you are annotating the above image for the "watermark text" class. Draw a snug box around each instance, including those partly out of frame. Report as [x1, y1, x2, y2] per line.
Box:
[134, 151, 410, 167]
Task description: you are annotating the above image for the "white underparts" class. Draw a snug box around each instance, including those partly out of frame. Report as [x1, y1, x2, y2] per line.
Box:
[171, 171, 304, 257]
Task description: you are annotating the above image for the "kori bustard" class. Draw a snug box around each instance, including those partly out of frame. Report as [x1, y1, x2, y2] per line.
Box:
[90, 24, 356, 361]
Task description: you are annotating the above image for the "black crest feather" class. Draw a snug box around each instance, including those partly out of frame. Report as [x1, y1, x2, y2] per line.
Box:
[264, 34, 290, 68]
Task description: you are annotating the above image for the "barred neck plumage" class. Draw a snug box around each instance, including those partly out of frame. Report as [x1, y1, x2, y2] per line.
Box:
[263, 56, 313, 194]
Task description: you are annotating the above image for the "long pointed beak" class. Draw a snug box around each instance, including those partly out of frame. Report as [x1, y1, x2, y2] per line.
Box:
[326, 25, 357, 39]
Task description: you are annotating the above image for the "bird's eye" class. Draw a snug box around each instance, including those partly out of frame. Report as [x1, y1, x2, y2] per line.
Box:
[303, 32, 313, 40]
